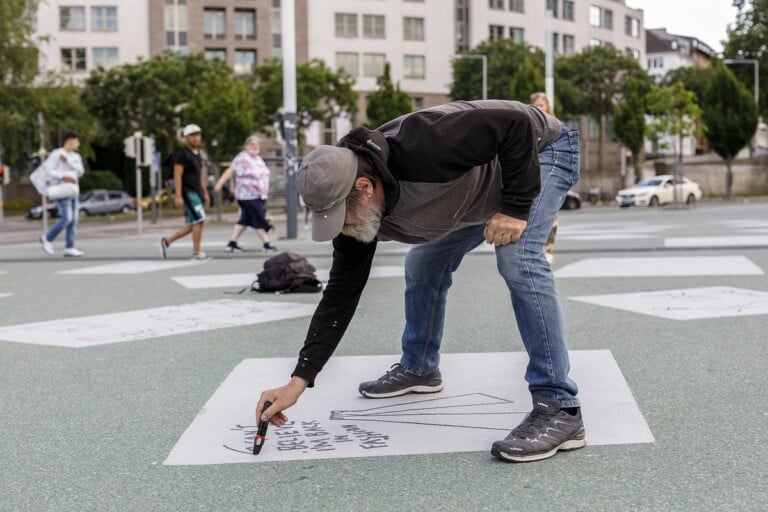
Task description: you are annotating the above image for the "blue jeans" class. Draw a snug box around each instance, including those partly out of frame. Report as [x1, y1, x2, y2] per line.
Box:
[46, 197, 78, 249]
[400, 126, 581, 407]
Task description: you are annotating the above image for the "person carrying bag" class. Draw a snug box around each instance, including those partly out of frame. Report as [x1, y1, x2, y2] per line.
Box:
[38, 131, 86, 257]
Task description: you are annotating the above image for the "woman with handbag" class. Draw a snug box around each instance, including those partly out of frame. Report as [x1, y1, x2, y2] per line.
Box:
[40, 131, 85, 257]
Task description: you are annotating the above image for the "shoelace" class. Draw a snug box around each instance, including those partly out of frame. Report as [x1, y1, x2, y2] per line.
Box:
[511, 411, 554, 437]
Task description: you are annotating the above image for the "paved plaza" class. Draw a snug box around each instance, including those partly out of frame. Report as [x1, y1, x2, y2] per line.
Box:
[1, 201, 767, 511]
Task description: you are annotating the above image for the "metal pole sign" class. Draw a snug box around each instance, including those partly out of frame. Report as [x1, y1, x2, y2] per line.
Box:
[134, 132, 143, 235]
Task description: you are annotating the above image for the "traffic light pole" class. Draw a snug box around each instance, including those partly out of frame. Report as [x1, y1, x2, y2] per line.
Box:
[134, 132, 143, 235]
[282, 0, 298, 239]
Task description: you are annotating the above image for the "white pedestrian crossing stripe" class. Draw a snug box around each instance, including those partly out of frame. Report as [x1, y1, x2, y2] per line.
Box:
[58, 260, 205, 275]
[571, 286, 768, 320]
[0, 299, 315, 347]
[171, 266, 406, 290]
[555, 256, 763, 278]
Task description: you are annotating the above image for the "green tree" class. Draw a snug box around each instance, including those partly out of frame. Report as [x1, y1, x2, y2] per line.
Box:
[185, 68, 256, 161]
[702, 63, 758, 199]
[0, 0, 41, 171]
[82, 52, 231, 156]
[450, 39, 544, 102]
[613, 76, 649, 185]
[365, 63, 412, 128]
[250, 58, 358, 137]
[0, 0, 40, 86]
[556, 45, 649, 171]
[723, 0, 768, 119]
[645, 81, 702, 203]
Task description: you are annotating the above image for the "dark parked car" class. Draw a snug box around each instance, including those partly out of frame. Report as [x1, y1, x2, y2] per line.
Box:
[560, 190, 581, 210]
[78, 189, 136, 216]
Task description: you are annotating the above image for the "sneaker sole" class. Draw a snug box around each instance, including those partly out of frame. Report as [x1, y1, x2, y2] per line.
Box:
[491, 438, 586, 463]
[359, 383, 444, 399]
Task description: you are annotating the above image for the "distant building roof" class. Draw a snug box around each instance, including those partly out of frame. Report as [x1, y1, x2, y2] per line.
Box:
[646, 28, 717, 58]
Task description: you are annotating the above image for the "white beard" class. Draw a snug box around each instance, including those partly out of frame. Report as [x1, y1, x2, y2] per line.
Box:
[341, 200, 382, 243]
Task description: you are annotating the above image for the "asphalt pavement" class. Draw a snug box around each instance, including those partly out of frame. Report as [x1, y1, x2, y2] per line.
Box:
[0, 201, 767, 512]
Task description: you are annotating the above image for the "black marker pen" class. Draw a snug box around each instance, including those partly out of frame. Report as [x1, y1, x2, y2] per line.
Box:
[253, 401, 272, 455]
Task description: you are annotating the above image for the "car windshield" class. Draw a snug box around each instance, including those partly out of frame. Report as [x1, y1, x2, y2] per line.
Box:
[637, 179, 664, 187]
[80, 192, 94, 201]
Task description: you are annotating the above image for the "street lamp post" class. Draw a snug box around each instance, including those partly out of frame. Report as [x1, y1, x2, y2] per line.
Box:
[450, 54, 487, 101]
[723, 58, 760, 156]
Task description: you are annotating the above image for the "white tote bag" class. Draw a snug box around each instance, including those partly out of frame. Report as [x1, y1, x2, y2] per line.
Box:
[29, 165, 48, 195]
[46, 182, 80, 200]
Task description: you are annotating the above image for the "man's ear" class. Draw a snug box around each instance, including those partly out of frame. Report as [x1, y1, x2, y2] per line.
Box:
[354, 177, 375, 197]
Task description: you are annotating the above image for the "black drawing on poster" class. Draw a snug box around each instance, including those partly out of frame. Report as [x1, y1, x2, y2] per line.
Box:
[330, 393, 529, 431]
[223, 421, 390, 454]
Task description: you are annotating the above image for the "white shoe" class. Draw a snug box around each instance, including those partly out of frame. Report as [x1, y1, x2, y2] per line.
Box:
[63, 248, 84, 257]
[40, 235, 54, 255]
[190, 252, 211, 261]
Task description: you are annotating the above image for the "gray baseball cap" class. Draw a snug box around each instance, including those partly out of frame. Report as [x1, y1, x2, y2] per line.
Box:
[296, 145, 358, 241]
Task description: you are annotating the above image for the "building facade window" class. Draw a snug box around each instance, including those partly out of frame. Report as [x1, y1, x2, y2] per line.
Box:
[510, 27, 524, 43]
[272, 5, 281, 55]
[552, 31, 559, 53]
[234, 49, 256, 74]
[489, 0, 504, 9]
[563, 34, 575, 54]
[509, 0, 524, 13]
[204, 8, 226, 39]
[363, 14, 385, 39]
[547, 0, 558, 17]
[563, 0, 574, 20]
[625, 16, 640, 38]
[626, 47, 640, 61]
[165, 1, 188, 48]
[489, 24, 504, 40]
[234, 9, 256, 40]
[60, 6, 86, 31]
[61, 47, 86, 72]
[363, 53, 386, 77]
[403, 17, 424, 41]
[91, 6, 117, 31]
[412, 97, 424, 109]
[335, 52, 359, 76]
[92, 47, 119, 68]
[589, 38, 601, 47]
[204, 48, 226, 61]
[335, 13, 358, 37]
[403, 54, 425, 78]
[603, 9, 613, 30]
[455, 1, 469, 52]
[590, 6, 601, 27]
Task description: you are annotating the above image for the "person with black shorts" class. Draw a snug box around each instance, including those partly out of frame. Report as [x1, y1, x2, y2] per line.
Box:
[159, 124, 211, 260]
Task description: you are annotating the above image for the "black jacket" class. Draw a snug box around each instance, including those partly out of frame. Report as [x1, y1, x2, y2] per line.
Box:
[292, 100, 561, 385]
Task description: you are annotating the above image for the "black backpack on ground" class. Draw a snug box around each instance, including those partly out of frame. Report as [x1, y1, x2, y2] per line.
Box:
[254, 252, 322, 294]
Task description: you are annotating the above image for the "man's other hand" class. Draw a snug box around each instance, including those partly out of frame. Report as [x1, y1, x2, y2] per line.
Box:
[484, 213, 527, 246]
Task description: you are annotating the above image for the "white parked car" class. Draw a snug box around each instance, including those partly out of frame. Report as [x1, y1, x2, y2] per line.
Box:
[615, 175, 702, 207]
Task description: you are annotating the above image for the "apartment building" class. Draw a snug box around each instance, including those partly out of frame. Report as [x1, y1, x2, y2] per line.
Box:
[148, 0, 275, 74]
[34, 0, 150, 79]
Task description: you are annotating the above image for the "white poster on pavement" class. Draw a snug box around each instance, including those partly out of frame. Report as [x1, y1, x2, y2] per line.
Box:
[164, 350, 654, 465]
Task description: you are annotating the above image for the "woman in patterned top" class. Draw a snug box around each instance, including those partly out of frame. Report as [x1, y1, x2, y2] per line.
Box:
[215, 135, 277, 252]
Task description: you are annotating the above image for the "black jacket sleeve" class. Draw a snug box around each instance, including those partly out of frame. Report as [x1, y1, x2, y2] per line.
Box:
[387, 107, 540, 220]
[291, 235, 377, 386]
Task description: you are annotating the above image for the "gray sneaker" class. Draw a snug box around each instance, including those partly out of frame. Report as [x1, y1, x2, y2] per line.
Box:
[491, 397, 586, 462]
[359, 363, 443, 398]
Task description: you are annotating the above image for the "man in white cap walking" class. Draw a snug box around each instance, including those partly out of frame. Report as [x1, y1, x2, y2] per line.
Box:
[256, 100, 584, 463]
[160, 124, 211, 260]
